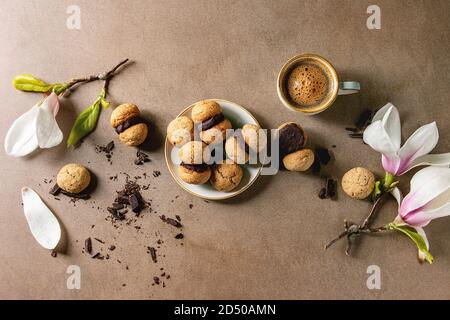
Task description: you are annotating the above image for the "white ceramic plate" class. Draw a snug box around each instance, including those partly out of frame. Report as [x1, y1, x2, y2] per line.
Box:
[165, 99, 263, 200]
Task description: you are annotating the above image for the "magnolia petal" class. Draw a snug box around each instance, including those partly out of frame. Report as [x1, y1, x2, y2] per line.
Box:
[36, 93, 63, 148]
[21, 187, 61, 250]
[396, 122, 439, 175]
[4, 104, 39, 157]
[363, 120, 399, 156]
[379, 103, 401, 150]
[400, 167, 450, 219]
[382, 154, 400, 175]
[405, 191, 450, 227]
[406, 153, 450, 172]
[391, 187, 403, 206]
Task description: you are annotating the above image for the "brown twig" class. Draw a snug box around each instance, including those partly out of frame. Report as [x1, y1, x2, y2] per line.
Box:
[61, 58, 130, 95]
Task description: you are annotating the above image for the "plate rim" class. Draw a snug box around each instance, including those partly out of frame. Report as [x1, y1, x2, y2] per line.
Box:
[164, 99, 263, 200]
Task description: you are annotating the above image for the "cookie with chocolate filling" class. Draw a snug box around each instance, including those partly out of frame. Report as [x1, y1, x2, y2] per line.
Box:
[210, 163, 243, 192]
[191, 100, 232, 145]
[178, 163, 211, 184]
[167, 116, 194, 147]
[110, 103, 148, 146]
[178, 141, 211, 164]
[277, 122, 307, 157]
[56, 163, 91, 194]
[242, 124, 266, 152]
[225, 136, 249, 164]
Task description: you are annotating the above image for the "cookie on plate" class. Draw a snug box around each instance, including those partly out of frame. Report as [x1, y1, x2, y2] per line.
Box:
[191, 100, 232, 145]
[210, 163, 243, 192]
[167, 116, 194, 147]
[225, 136, 249, 164]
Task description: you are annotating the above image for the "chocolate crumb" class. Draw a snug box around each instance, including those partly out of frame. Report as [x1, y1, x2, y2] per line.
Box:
[92, 252, 104, 260]
[175, 233, 184, 239]
[153, 276, 160, 285]
[189, 204, 193, 209]
[49, 184, 61, 196]
[51, 250, 57, 258]
[318, 188, 327, 199]
[153, 170, 161, 178]
[161, 216, 183, 228]
[134, 150, 151, 165]
[109, 245, 116, 251]
[326, 178, 337, 198]
[85, 238, 92, 254]
[94, 238, 105, 244]
[148, 247, 157, 263]
[175, 215, 181, 222]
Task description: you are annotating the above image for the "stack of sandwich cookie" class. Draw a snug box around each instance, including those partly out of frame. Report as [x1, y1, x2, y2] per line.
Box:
[278, 122, 315, 171]
[191, 100, 232, 145]
[110, 103, 148, 146]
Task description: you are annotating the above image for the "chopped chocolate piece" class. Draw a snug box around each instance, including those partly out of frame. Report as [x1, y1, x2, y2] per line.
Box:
[163, 217, 183, 228]
[92, 253, 104, 260]
[148, 247, 157, 263]
[189, 204, 193, 209]
[49, 184, 61, 196]
[94, 238, 105, 244]
[135, 150, 151, 165]
[175, 233, 184, 239]
[355, 109, 373, 129]
[278, 123, 306, 156]
[153, 170, 161, 177]
[201, 113, 225, 131]
[175, 215, 181, 221]
[129, 191, 143, 214]
[315, 148, 331, 165]
[85, 238, 92, 254]
[112, 203, 125, 210]
[106, 141, 115, 152]
[153, 276, 160, 285]
[180, 163, 209, 173]
[326, 178, 337, 198]
[318, 188, 327, 199]
[51, 250, 57, 258]
[115, 116, 143, 134]
[109, 245, 116, 251]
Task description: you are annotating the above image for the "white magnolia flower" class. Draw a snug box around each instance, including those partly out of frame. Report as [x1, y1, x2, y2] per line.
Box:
[363, 103, 450, 175]
[4, 92, 63, 157]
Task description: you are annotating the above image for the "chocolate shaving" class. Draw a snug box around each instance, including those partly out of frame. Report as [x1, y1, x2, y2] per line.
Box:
[134, 150, 151, 165]
[85, 238, 92, 254]
[60, 190, 91, 200]
[201, 113, 225, 131]
[175, 233, 184, 239]
[148, 247, 157, 263]
[92, 253, 104, 260]
[49, 184, 61, 196]
[162, 216, 183, 228]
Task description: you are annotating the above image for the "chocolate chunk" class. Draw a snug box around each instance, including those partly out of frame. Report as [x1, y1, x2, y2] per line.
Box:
[153, 170, 161, 177]
[94, 238, 105, 244]
[164, 217, 183, 228]
[201, 113, 225, 131]
[326, 178, 337, 198]
[92, 253, 104, 260]
[51, 250, 57, 258]
[49, 184, 61, 196]
[109, 245, 116, 251]
[135, 150, 151, 165]
[278, 123, 306, 156]
[112, 203, 125, 210]
[148, 247, 157, 263]
[175, 233, 184, 239]
[315, 148, 331, 165]
[180, 163, 209, 173]
[115, 116, 143, 134]
[318, 188, 327, 199]
[106, 141, 115, 152]
[85, 238, 92, 254]
[355, 109, 373, 129]
[129, 191, 143, 214]
[153, 276, 160, 285]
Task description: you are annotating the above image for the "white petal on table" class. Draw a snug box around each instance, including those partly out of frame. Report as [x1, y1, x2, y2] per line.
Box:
[21, 187, 61, 250]
[4, 104, 39, 157]
[36, 93, 63, 148]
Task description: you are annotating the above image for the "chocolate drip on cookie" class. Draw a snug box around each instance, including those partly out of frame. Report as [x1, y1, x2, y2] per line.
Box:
[115, 116, 143, 134]
[201, 113, 225, 131]
[278, 123, 306, 156]
[180, 163, 210, 173]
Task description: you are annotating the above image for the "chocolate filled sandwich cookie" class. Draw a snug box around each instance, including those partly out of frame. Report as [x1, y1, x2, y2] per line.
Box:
[110, 103, 148, 146]
[177, 141, 211, 184]
[278, 122, 314, 171]
[167, 116, 194, 147]
[191, 100, 232, 145]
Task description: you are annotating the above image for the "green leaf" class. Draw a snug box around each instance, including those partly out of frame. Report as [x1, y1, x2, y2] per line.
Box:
[13, 74, 55, 92]
[371, 180, 382, 201]
[100, 98, 110, 109]
[387, 223, 434, 264]
[67, 98, 102, 147]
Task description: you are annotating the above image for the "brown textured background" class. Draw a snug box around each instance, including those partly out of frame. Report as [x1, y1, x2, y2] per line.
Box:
[1, 0, 449, 299]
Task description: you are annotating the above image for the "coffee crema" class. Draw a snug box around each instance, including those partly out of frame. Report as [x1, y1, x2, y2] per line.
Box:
[287, 64, 329, 107]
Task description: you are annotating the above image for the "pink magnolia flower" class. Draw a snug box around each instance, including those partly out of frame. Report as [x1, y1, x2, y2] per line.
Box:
[4, 93, 63, 157]
[363, 103, 450, 175]
[399, 166, 450, 227]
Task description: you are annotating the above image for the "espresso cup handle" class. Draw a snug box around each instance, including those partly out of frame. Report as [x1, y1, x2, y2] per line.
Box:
[338, 81, 360, 95]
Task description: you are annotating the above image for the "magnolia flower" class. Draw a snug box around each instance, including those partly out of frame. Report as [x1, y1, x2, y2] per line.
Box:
[398, 166, 450, 227]
[363, 103, 450, 175]
[4, 92, 63, 157]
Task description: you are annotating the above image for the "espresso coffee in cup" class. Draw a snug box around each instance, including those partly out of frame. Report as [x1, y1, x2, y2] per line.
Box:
[277, 53, 360, 114]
